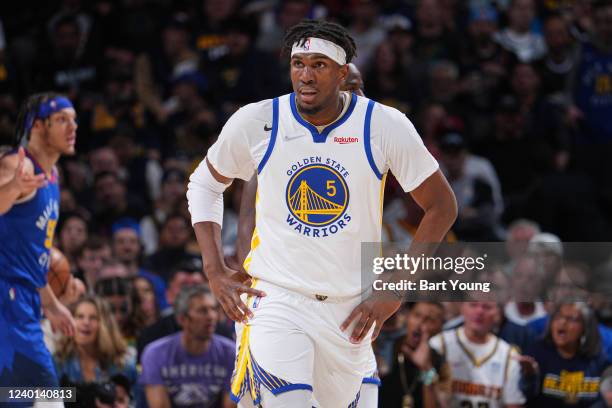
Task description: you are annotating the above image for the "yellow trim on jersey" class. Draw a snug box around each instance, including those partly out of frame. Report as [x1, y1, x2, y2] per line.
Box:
[231, 324, 251, 396]
[230, 278, 260, 397]
[455, 327, 500, 368]
[379, 172, 387, 226]
[243, 187, 261, 273]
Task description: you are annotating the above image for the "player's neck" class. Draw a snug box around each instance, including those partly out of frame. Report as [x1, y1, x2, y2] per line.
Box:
[299, 93, 344, 127]
[181, 332, 211, 356]
[27, 138, 60, 174]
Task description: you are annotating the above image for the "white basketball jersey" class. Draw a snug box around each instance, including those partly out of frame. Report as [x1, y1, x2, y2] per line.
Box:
[206, 92, 438, 298]
[430, 328, 524, 408]
[246, 93, 384, 297]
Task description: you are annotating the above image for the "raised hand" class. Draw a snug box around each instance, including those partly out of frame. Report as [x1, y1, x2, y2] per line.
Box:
[12, 147, 47, 193]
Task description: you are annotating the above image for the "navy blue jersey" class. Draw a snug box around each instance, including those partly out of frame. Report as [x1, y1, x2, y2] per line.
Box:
[0, 150, 60, 289]
[525, 339, 609, 407]
[574, 41, 612, 141]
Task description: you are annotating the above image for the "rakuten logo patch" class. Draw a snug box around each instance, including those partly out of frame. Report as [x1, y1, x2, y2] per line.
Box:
[333, 136, 359, 144]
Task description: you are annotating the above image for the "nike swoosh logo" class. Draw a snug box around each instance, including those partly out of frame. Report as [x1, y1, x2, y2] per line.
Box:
[264, 124, 272, 131]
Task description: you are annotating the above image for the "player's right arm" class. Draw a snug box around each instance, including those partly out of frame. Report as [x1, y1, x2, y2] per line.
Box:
[187, 103, 270, 323]
[0, 147, 46, 214]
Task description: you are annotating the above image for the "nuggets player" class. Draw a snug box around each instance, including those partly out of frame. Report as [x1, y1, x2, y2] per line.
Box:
[0, 93, 77, 392]
[187, 20, 457, 407]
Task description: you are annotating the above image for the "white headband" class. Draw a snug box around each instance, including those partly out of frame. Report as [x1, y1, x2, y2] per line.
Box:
[291, 37, 347, 66]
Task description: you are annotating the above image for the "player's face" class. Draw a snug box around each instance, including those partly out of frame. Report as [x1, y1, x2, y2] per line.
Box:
[551, 304, 584, 349]
[184, 294, 219, 341]
[290, 53, 348, 115]
[45, 108, 78, 155]
[74, 301, 100, 346]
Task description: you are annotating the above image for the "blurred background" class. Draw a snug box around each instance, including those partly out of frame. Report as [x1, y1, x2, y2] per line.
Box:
[2, 0, 612, 407]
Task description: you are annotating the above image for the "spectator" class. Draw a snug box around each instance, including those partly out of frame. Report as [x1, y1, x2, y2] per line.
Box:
[535, 13, 575, 99]
[137, 259, 208, 359]
[143, 213, 196, 279]
[140, 169, 187, 255]
[207, 16, 283, 114]
[135, 13, 200, 124]
[95, 276, 132, 341]
[35, 13, 100, 97]
[505, 256, 548, 325]
[92, 171, 147, 237]
[522, 303, 609, 407]
[437, 132, 501, 240]
[139, 285, 235, 408]
[256, 0, 313, 55]
[430, 301, 526, 407]
[379, 302, 450, 408]
[76, 236, 112, 290]
[364, 41, 413, 114]
[131, 275, 161, 330]
[111, 218, 168, 310]
[494, 0, 546, 62]
[57, 212, 89, 266]
[348, 0, 386, 71]
[591, 366, 612, 407]
[54, 295, 137, 386]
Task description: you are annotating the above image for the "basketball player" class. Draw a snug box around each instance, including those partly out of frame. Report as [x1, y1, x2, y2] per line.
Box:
[187, 20, 457, 407]
[429, 301, 525, 408]
[0, 93, 77, 392]
[235, 62, 365, 265]
[234, 63, 385, 406]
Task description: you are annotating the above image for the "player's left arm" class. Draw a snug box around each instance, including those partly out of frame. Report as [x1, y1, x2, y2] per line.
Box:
[341, 108, 457, 344]
[410, 170, 457, 243]
[39, 284, 75, 337]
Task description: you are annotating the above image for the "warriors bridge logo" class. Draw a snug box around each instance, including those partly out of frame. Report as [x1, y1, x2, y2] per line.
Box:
[285, 160, 351, 237]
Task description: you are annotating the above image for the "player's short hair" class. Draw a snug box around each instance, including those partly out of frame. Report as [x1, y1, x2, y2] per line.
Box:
[173, 284, 214, 317]
[282, 19, 357, 64]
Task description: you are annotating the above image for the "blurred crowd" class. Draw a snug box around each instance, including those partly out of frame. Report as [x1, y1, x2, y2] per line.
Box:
[2, 0, 612, 406]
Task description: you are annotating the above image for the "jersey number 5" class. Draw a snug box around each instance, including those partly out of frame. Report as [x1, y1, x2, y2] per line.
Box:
[326, 180, 336, 197]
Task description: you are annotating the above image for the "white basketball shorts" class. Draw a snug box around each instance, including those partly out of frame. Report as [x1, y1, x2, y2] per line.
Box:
[230, 279, 380, 407]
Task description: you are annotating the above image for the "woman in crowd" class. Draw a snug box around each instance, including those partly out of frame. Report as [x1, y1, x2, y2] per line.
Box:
[128, 276, 161, 335]
[522, 303, 609, 407]
[54, 295, 137, 387]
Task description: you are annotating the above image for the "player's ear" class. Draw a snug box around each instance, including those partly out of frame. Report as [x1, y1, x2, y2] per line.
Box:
[338, 64, 349, 83]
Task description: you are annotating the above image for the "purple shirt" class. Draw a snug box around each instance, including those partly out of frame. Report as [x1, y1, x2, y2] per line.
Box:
[140, 332, 235, 408]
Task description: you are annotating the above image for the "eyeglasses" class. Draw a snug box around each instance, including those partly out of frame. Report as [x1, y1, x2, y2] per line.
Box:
[553, 314, 582, 324]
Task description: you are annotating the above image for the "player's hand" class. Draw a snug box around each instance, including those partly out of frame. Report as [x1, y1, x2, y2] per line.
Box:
[10, 147, 47, 193]
[208, 268, 266, 324]
[340, 293, 401, 344]
[46, 300, 76, 337]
